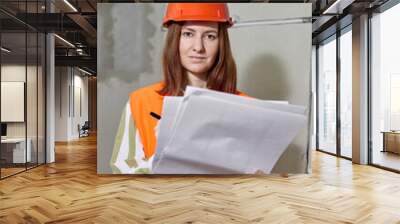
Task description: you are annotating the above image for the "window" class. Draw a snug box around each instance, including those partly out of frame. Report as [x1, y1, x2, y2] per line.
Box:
[370, 2, 400, 171]
[317, 36, 337, 155]
[340, 28, 352, 158]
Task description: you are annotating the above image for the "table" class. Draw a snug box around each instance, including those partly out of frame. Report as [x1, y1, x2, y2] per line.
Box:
[1, 138, 31, 163]
[381, 131, 400, 154]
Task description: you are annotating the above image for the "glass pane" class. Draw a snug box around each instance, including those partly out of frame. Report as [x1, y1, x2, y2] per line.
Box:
[318, 37, 337, 154]
[27, 31, 38, 169]
[26, 0, 39, 13]
[311, 46, 317, 151]
[1, 30, 27, 177]
[0, 1, 46, 178]
[38, 32, 45, 165]
[340, 29, 352, 158]
[371, 3, 400, 171]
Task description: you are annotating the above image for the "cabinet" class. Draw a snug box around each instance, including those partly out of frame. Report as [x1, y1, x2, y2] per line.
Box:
[0, 138, 32, 164]
[382, 131, 400, 154]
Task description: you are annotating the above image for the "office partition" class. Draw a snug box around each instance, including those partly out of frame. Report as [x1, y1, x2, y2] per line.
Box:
[0, 1, 47, 179]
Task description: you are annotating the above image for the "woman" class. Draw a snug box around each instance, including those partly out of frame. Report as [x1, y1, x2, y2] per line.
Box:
[110, 3, 247, 174]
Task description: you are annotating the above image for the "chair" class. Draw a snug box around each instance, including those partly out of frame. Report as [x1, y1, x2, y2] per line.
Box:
[79, 121, 90, 138]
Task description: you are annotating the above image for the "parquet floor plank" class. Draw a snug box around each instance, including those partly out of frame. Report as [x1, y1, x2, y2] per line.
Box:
[1, 135, 400, 223]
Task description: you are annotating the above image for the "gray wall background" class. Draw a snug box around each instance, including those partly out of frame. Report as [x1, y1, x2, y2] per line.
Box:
[97, 3, 312, 174]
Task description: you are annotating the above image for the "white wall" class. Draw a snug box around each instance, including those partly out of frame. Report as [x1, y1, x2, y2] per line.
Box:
[229, 4, 312, 173]
[72, 73, 89, 138]
[55, 66, 69, 141]
[55, 67, 89, 141]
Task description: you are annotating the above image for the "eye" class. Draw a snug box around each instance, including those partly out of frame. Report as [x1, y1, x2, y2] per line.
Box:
[182, 31, 193, 38]
[206, 34, 217, 41]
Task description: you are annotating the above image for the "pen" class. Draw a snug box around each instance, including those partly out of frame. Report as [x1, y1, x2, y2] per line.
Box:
[150, 112, 161, 120]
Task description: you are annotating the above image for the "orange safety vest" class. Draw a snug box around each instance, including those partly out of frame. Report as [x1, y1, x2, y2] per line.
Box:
[129, 82, 247, 159]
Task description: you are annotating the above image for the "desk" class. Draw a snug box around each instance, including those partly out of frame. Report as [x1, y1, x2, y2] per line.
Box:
[1, 138, 31, 163]
[382, 131, 400, 154]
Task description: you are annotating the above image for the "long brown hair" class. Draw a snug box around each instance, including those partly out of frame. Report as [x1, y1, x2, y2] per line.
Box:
[158, 22, 237, 96]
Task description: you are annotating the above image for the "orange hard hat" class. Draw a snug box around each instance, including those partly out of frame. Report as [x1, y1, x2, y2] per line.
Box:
[163, 3, 233, 27]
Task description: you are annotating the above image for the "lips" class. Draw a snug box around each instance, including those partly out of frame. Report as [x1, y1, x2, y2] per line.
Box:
[189, 56, 206, 63]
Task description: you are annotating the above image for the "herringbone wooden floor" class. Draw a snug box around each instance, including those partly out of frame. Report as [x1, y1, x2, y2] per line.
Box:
[1, 135, 400, 224]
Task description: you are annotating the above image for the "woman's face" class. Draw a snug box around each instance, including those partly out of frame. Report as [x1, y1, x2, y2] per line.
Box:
[179, 21, 219, 77]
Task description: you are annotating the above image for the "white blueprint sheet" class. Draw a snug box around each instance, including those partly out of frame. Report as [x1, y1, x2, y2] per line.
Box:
[152, 96, 182, 167]
[152, 87, 307, 174]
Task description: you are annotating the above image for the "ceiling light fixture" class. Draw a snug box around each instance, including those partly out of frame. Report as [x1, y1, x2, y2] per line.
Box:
[322, 0, 354, 14]
[1, 47, 11, 53]
[63, 0, 78, 12]
[54, 34, 75, 48]
[78, 67, 93, 76]
[232, 17, 312, 28]
[76, 48, 85, 55]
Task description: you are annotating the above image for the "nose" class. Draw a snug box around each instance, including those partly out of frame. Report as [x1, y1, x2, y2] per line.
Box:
[192, 35, 205, 53]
